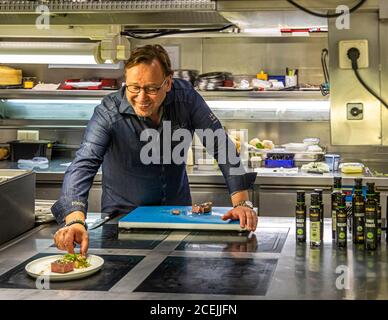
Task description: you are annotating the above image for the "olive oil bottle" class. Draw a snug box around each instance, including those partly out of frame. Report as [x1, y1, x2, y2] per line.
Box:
[352, 178, 365, 244]
[331, 177, 342, 240]
[336, 193, 347, 248]
[314, 188, 324, 242]
[310, 193, 321, 248]
[296, 191, 306, 242]
[365, 182, 378, 251]
[375, 191, 382, 243]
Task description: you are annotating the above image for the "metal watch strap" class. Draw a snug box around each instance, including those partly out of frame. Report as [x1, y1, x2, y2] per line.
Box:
[65, 219, 88, 230]
[233, 200, 253, 209]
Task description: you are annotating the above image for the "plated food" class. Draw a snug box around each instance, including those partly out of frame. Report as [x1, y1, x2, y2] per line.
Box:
[51, 253, 90, 273]
[25, 254, 104, 281]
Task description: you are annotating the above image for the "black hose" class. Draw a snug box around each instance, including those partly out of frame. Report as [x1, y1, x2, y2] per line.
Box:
[287, 0, 367, 18]
[121, 24, 235, 40]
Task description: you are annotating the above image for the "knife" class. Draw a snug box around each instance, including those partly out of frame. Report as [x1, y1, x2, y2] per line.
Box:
[87, 214, 115, 230]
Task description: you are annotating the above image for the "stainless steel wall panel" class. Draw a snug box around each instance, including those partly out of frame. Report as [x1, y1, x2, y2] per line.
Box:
[329, 12, 381, 145]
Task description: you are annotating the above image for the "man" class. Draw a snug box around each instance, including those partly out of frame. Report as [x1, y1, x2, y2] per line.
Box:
[52, 44, 257, 256]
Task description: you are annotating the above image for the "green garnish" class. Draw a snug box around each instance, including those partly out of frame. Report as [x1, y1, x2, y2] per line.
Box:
[61, 253, 90, 269]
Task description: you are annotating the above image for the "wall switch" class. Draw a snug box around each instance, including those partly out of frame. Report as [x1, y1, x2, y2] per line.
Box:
[347, 103, 363, 120]
[339, 40, 369, 69]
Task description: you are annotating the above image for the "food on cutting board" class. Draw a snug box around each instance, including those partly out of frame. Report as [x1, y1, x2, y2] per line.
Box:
[50, 253, 90, 273]
[171, 209, 181, 215]
[192, 202, 213, 214]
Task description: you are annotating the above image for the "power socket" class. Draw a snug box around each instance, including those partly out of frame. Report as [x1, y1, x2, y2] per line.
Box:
[339, 40, 369, 69]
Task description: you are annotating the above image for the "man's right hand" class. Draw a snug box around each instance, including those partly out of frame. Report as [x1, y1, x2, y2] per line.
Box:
[53, 211, 89, 256]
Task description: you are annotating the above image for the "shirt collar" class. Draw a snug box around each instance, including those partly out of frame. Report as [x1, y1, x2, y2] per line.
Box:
[117, 86, 136, 115]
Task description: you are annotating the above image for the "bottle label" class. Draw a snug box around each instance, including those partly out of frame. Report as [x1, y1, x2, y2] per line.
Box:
[310, 221, 320, 242]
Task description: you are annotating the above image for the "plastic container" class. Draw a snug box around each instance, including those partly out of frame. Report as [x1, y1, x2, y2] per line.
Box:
[23, 77, 36, 89]
[268, 75, 286, 86]
[339, 162, 364, 174]
[7, 140, 53, 162]
[264, 159, 295, 168]
[324, 154, 341, 171]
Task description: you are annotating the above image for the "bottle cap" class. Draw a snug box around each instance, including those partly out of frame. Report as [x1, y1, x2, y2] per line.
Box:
[296, 190, 305, 203]
[311, 193, 320, 205]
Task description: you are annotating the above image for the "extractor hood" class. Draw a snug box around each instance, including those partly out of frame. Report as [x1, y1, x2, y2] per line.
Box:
[0, 0, 377, 38]
[0, 0, 230, 29]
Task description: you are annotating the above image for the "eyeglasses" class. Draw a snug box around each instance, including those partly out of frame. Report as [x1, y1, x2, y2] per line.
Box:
[126, 77, 168, 95]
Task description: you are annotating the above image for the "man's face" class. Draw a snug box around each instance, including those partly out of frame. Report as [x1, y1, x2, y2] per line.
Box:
[125, 59, 172, 118]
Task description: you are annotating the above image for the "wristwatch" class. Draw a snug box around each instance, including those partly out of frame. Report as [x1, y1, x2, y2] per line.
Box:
[233, 200, 254, 209]
[65, 219, 88, 230]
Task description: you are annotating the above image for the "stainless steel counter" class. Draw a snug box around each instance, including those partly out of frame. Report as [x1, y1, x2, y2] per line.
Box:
[0, 159, 385, 186]
[0, 216, 387, 300]
[3, 159, 388, 216]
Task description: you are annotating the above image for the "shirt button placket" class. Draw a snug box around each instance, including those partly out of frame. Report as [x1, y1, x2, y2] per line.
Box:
[161, 165, 167, 204]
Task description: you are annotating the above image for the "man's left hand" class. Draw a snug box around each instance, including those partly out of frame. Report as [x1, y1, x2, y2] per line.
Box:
[222, 206, 258, 232]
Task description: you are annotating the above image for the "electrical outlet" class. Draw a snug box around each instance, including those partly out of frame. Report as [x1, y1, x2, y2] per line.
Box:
[339, 40, 369, 69]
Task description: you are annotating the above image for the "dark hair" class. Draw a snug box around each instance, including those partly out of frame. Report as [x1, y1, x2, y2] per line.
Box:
[125, 44, 173, 76]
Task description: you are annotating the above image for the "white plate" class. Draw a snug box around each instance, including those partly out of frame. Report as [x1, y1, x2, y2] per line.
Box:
[282, 143, 308, 152]
[64, 82, 102, 88]
[25, 254, 104, 282]
[216, 86, 253, 91]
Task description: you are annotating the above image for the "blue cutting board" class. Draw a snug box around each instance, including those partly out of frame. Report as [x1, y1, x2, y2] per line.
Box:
[118, 206, 243, 231]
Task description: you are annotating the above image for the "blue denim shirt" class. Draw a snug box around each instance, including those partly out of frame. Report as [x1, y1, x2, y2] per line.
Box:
[51, 79, 257, 224]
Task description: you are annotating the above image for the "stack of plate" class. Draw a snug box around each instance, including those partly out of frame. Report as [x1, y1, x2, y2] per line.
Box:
[173, 69, 198, 85]
[195, 72, 231, 91]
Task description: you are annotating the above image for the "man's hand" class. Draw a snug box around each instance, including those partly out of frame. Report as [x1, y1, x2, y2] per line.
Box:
[54, 223, 89, 256]
[222, 206, 258, 232]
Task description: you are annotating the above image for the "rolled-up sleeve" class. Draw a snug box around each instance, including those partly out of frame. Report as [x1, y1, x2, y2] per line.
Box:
[51, 104, 112, 224]
[188, 91, 257, 194]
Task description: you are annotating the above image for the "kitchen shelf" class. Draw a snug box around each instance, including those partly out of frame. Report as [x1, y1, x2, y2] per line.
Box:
[0, 89, 115, 99]
[0, 88, 329, 100]
[200, 90, 328, 100]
